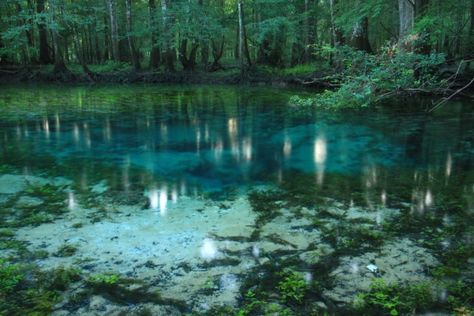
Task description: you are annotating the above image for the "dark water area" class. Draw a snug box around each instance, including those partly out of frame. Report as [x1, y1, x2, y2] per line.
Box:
[0, 85, 473, 315]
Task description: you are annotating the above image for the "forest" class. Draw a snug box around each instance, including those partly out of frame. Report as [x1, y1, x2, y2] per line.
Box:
[1, 0, 473, 106]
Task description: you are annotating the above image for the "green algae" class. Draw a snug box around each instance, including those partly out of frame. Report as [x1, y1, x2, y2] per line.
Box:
[0, 260, 80, 316]
[54, 244, 78, 257]
[84, 272, 188, 311]
[353, 279, 435, 316]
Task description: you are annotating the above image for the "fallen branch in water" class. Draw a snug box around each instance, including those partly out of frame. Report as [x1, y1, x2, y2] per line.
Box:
[428, 77, 474, 113]
[294, 74, 342, 88]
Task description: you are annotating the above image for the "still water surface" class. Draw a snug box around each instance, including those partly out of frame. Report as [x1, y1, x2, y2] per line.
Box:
[0, 85, 473, 314]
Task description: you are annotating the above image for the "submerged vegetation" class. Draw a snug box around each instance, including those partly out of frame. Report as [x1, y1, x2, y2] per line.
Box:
[0, 78, 473, 316]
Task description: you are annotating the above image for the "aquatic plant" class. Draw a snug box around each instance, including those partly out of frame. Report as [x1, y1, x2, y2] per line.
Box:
[88, 273, 120, 285]
[248, 189, 285, 227]
[71, 222, 83, 229]
[55, 244, 78, 257]
[85, 273, 187, 311]
[354, 279, 434, 315]
[0, 229, 14, 238]
[47, 267, 82, 291]
[236, 289, 268, 316]
[445, 280, 474, 311]
[277, 271, 308, 305]
[0, 259, 23, 295]
[0, 260, 72, 315]
[199, 277, 218, 295]
[31, 250, 50, 260]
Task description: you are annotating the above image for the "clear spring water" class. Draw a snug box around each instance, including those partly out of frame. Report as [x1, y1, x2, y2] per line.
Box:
[0, 85, 473, 314]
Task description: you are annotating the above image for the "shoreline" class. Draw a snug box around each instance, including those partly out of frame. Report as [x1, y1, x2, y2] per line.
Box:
[0, 66, 327, 89]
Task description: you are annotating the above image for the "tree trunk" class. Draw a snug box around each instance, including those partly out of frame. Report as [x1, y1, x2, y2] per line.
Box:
[415, 0, 429, 17]
[103, 15, 110, 61]
[210, 37, 225, 71]
[15, 3, 29, 64]
[198, 0, 210, 68]
[25, 0, 36, 63]
[179, 40, 199, 71]
[352, 17, 372, 53]
[161, 0, 175, 72]
[238, 0, 245, 76]
[73, 28, 96, 82]
[107, 0, 120, 61]
[125, 0, 141, 71]
[37, 0, 52, 64]
[93, 20, 102, 63]
[303, 0, 314, 62]
[329, 0, 339, 66]
[49, 0, 72, 78]
[470, 0, 474, 55]
[398, 0, 415, 48]
[149, 0, 161, 69]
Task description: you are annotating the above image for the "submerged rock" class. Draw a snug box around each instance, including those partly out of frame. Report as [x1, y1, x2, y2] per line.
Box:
[16, 196, 43, 208]
[325, 238, 439, 305]
[0, 174, 70, 195]
[299, 244, 334, 265]
[0, 174, 31, 194]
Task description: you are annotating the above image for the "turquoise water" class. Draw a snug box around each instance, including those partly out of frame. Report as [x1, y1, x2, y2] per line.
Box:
[0, 85, 473, 315]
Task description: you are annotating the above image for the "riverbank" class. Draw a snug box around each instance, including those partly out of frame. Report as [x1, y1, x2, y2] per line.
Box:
[1, 62, 473, 111]
[0, 64, 330, 89]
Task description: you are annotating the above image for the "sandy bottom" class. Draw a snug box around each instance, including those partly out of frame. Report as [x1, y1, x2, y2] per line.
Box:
[1, 173, 440, 314]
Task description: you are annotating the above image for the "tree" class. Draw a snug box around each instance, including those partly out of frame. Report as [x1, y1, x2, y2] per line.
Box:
[37, 0, 52, 64]
[148, 0, 160, 69]
[125, 0, 141, 71]
[161, 0, 175, 72]
[398, 0, 415, 48]
[352, 17, 372, 53]
[107, 0, 120, 61]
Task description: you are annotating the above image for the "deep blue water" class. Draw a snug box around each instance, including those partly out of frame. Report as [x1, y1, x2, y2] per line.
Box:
[1, 85, 473, 195]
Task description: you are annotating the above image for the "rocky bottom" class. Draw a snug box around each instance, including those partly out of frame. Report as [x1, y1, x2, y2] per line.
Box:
[0, 173, 473, 315]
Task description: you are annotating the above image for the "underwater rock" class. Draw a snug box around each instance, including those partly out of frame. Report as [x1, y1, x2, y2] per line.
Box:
[0, 174, 70, 195]
[16, 196, 43, 208]
[259, 214, 322, 251]
[324, 238, 438, 305]
[88, 295, 109, 312]
[0, 174, 30, 194]
[91, 181, 108, 194]
[299, 244, 334, 265]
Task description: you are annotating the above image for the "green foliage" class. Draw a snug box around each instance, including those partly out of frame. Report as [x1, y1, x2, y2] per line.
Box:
[54, 244, 78, 257]
[354, 279, 434, 315]
[0, 259, 23, 295]
[445, 280, 474, 310]
[89, 61, 133, 73]
[236, 289, 267, 316]
[88, 273, 120, 286]
[277, 271, 308, 304]
[0, 260, 77, 315]
[0, 228, 14, 238]
[48, 267, 81, 291]
[290, 46, 446, 108]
